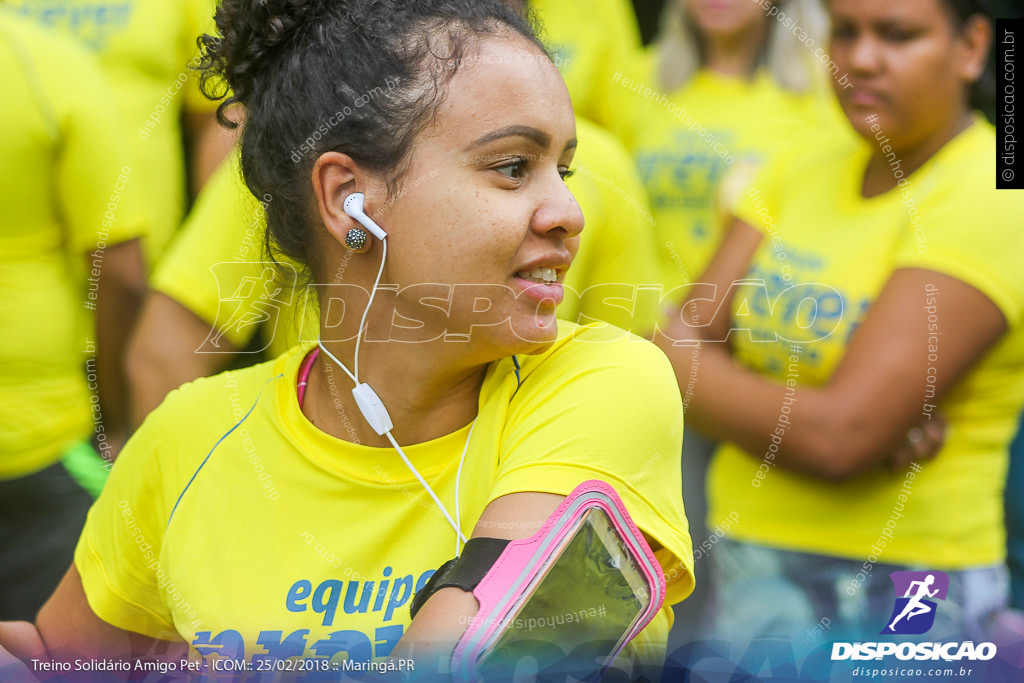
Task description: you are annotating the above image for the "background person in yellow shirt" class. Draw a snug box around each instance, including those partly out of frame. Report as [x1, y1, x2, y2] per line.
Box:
[529, 0, 642, 121]
[0, 10, 148, 621]
[0, 0, 693, 676]
[656, 0, 1022, 649]
[125, 116, 663, 425]
[4, 0, 236, 264]
[597, 0, 841, 291]
[596, 0, 842, 642]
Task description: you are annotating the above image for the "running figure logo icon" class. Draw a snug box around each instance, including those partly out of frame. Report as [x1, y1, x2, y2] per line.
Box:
[881, 571, 950, 635]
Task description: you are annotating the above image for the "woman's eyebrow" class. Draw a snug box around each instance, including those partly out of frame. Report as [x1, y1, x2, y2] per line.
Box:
[463, 125, 551, 151]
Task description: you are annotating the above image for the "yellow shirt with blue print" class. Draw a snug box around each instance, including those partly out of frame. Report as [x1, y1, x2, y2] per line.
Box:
[710, 119, 1024, 569]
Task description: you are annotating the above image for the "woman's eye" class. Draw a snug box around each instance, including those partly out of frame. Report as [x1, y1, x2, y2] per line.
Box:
[559, 167, 576, 182]
[495, 159, 527, 179]
[883, 28, 914, 43]
[830, 23, 856, 42]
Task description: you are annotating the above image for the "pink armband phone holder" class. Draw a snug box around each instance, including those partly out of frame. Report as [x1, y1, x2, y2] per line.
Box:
[450, 480, 666, 681]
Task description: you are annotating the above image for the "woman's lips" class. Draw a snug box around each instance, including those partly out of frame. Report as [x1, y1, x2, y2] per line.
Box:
[847, 88, 886, 108]
[512, 276, 564, 305]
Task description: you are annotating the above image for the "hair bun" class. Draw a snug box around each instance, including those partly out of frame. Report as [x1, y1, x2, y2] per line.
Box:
[257, 0, 326, 49]
[198, 0, 333, 123]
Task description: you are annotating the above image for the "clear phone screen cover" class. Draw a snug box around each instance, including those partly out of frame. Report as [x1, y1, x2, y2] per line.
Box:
[477, 507, 651, 675]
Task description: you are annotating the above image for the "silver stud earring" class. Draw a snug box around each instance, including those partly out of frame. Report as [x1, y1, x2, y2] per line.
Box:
[344, 228, 368, 251]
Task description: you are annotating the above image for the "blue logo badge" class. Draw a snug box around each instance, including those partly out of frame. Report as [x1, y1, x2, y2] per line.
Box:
[881, 571, 949, 635]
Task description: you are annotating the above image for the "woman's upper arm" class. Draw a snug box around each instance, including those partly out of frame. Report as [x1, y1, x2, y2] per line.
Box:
[814, 267, 1007, 472]
[37, 565, 183, 661]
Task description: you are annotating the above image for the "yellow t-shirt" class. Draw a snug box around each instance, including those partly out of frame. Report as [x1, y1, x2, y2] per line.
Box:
[709, 118, 1024, 568]
[153, 118, 661, 359]
[598, 49, 849, 293]
[75, 323, 693, 669]
[151, 150, 313, 360]
[6, 0, 219, 263]
[0, 10, 148, 478]
[530, 0, 641, 121]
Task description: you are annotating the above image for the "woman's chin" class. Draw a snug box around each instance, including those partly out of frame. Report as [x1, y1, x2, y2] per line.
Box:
[507, 312, 560, 353]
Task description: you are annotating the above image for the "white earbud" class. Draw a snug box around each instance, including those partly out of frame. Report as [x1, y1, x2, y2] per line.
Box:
[343, 192, 388, 241]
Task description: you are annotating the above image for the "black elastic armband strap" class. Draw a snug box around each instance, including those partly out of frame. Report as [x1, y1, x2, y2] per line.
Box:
[409, 537, 511, 619]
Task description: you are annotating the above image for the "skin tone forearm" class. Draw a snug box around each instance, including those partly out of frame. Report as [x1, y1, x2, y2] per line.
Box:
[662, 339, 945, 478]
[656, 220, 1006, 480]
[0, 565, 182, 680]
[92, 239, 147, 449]
[34, 565, 184, 662]
[126, 292, 237, 427]
[0, 622, 46, 662]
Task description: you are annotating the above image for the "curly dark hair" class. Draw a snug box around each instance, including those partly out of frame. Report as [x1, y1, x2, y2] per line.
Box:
[198, 0, 546, 282]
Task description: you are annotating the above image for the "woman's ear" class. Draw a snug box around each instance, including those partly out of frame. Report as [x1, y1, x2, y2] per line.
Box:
[311, 152, 376, 253]
[956, 15, 992, 83]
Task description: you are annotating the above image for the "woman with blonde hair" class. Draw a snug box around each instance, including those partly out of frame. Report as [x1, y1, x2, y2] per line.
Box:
[599, 0, 842, 289]
[598, 0, 846, 641]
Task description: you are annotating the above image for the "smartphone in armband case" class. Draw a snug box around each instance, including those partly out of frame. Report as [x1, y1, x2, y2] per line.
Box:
[451, 480, 665, 681]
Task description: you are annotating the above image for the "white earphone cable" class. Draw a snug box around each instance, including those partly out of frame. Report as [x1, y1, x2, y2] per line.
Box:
[318, 214, 472, 554]
[385, 428, 473, 553]
[354, 238, 388, 383]
[326, 348, 359, 385]
[452, 418, 476, 555]
[320, 335, 475, 551]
